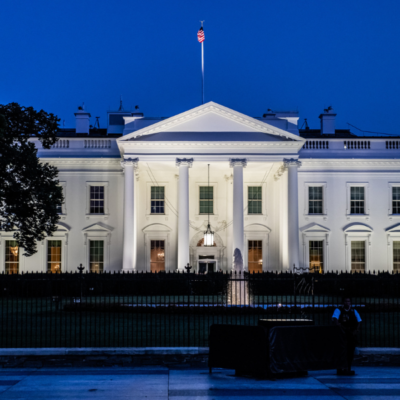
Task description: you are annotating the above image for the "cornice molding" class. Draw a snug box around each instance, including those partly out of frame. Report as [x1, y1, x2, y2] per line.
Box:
[300, 159, 400, 168]
[120, 141, 302, 148]
[41, 158, 122, 167]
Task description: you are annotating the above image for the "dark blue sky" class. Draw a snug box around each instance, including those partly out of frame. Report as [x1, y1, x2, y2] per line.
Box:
[1, 0, 400, 134]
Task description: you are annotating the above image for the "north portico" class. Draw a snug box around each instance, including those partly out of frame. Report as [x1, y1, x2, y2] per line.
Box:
[117, 102, 305, 272]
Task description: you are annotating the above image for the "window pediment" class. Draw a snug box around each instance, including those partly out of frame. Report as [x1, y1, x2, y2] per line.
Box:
[142, 223, 172, 233]
[244, 223, 271, 233]
[301, 223, 330, 233]
[343, 223, 373, 233]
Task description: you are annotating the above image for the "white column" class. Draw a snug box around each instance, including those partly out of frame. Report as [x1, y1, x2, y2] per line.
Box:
[121, 158, 138, 272]
[176, 158, 193, 271]
[284, 158, 301, 272]
[230, 158, 247, 272]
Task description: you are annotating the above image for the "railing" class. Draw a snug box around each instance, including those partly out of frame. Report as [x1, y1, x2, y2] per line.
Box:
[0, 271, 399, 348]
[303, 140, 329, 149]
[52, 140, 69, 149]
[344, 140, 371, 149]
[84, 140, 111, 149]
[386, 141, 400, 149]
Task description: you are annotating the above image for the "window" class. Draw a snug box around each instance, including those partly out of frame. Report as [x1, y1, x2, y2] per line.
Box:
[151, 187, 165, 214]
[47, 240, 62, 273]
[5, 240, 19, 274]
[351, 241, 365, 273]
[394, 241, 400, 272]
[393, 188, 400, 214]
[150, 240, 165, 272]
[308, 187, 323, 214]
[90, 241, 104, 273]
[248, 240, 262, 273]
[199, 186, 213, 214]
[90, 186, 104, 214]
[248, 187, 262, 214]
[309, 241, 323, 273]
[350, 187, 365, 214]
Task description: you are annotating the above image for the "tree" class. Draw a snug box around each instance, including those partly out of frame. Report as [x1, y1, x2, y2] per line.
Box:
[0, 103, 63, 256]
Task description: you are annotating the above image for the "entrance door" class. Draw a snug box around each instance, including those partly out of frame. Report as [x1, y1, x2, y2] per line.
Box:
[248, 240, 262, 273]
[150, 240, 165, 272]
[198, 255, 216, 274]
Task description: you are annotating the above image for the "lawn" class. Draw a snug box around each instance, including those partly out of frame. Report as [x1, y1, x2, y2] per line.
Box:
[1, 295, 399, 348]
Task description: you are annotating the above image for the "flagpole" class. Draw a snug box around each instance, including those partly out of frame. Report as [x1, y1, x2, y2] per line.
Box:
[202, 40, 204, 104]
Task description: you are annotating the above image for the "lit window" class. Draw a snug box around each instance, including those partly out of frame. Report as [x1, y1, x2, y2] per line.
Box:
[90, 241, 104, 273]
[199, 186, 213, 214]
[394, 241, 400, 272]
[248, 187, 262, 214]
[309, 241, 323, 273]
[47, 240, 62, 273]
[150, 240, 165, 272]
[90, 186, 104, 214]
[248, 240, 262, 273]
[351, 241, 365, 273]
[350, 187, 365, 214]
[309, 187, 323, 214]
[393, 188, 400, 214]
[151, 187, 165, 214]
[5, 240, 19, 274]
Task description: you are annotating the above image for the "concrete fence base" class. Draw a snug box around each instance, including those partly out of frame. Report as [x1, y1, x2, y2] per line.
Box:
[0, 347, 399, 369]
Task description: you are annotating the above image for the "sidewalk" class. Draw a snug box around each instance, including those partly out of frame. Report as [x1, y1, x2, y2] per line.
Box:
[0, 366, 399, 399]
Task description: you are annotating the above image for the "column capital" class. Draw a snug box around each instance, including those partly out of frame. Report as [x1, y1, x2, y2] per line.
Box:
[283, 158, 302, 169]
[176, 158, 193, 168]
[229, 158, 247, 168]
[121, 157, 139, 169]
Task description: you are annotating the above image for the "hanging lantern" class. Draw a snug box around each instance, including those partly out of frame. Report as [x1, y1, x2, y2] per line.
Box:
[204, 223, 214, 247]
[203, 164, 214, 246]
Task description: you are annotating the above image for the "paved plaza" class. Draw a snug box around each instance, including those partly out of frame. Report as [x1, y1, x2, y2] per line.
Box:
[0, 366, 399, 399]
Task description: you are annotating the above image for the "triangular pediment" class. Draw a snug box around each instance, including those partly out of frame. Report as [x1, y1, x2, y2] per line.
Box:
[301, 223, 330, 233]
[118, 102, 304, 143]
[82, 223, 113, 233]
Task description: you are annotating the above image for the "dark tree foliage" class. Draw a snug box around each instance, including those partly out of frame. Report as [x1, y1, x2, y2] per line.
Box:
[0, 103, 63, 256]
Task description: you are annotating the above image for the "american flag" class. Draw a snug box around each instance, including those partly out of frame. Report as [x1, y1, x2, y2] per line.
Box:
[197, 27, 205, 43]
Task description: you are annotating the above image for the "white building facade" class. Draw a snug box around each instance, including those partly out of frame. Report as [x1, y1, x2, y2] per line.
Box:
[2, 102, 400, 274]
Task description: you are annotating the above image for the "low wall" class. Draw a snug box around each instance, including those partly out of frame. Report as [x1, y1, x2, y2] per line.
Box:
[0, 347, 399, 368]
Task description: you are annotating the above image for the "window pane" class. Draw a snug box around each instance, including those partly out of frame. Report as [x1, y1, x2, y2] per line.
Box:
[151, 187, 165, 214]
[309, 241, 323, 273]
[393, 188, 400, 214]
[394, 241, 400, 272]
[90, 186, 105, 214]
[47, 240, 62, 273]
[199, 187, 213, 214]
[248, 187, 262, 214]
[90, 241, 104, 273]
[351, 241, 365, 273]
[308, 187, 323, 214]
[350, 187, 365, 214]
[5, 240, 19, 274]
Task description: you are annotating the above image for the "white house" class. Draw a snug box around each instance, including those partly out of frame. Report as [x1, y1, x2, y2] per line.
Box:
[3, 102, 400, 274]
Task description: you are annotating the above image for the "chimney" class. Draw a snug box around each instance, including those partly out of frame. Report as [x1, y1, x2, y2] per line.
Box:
[319, 106, 336, 135]
[74, 103, 91, 134]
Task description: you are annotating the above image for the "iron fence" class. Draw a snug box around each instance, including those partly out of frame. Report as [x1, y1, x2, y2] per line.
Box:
[0, 270, 399, 348]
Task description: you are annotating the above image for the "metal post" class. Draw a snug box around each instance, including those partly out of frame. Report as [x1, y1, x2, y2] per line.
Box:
[201, 41, 204, 104]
